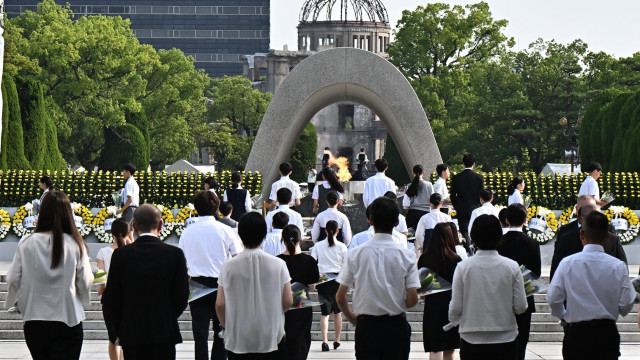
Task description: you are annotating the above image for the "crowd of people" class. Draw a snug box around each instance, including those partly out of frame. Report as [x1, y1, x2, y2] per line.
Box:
[3, 157, 640, 360]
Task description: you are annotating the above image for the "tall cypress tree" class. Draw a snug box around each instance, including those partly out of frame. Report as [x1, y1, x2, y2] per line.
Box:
[611, 91, 640, 171]
[126, 109, 150, 164]
[384, 133, 410, 185]
[1, 75, 30, 169]
[290, 122, 317, 183]
[580, 89, 621, 170]
[623, 109, 640, 171]
[16, 77, 47, 170]
[99, 124, 148, 171]
[43, 114, 67, 170]
[599, 92, 631, 169]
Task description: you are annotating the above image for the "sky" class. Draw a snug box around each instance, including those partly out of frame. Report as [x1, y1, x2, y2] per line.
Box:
[271, 0, 640, 58]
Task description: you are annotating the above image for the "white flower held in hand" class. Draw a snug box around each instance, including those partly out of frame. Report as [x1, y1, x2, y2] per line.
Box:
[70, 202, 81, 212]
[24, 203, 34, 211]
[107, 206, 118, 216]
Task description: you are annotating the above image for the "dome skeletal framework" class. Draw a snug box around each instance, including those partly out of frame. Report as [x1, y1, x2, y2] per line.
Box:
[300, 0, 389, 23]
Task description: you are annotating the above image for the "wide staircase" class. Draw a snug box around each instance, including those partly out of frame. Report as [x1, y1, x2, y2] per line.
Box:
[0, 277, 638, 342]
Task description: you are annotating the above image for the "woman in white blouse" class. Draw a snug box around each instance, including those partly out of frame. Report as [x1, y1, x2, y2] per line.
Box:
[216, 212, 293, 359]
[97, 218, 133, 360]
[507, 177, 525, 205]
[5, 191, 93, 360]
[311, 220, 348, 352]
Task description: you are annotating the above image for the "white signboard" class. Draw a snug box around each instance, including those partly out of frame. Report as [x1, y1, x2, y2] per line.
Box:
[23, 216, 36, 229]
[611, 218, 629, 231]
[528, 218, 548, 232]
[73, 215, 84, 229]
[104, 218, 116, 232]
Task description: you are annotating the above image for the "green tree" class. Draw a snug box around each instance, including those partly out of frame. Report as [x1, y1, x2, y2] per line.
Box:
[16, 77, 47, 170]
[125, 110, 150, 165]
[624, 112, 640, 171]
[0, 75, 30, 169]
[384, 134, 410, 185]
[599, 93, 631, 169]
[610, 91, 640, 170]
[43, 114, 67, 170]
[289, 123, 317, 183]
[99, 124, 148, 171]
[579, 89, 621, 166]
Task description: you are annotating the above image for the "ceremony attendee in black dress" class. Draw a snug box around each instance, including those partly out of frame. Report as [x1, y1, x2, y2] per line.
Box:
[450, 154, 484, 243]
[313, 167, 345, 214]
[418, 223, 461, 360]
[223, 172, 252, 222]
[277, 225, 320, 360]
[403, 165, 434, 231]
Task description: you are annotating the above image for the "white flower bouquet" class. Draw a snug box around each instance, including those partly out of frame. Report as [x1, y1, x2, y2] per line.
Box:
[521, 265, 547, 296]
[417, 267, 451, 298]
[290, 282, 322, 310]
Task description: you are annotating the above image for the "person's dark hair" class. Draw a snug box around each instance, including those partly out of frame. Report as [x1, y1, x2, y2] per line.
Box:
[133, 204, 163, 234]
[326, 190, 340, 207]
[578, 203, 598, 217]
[219, 201, 233, 217]
[374, 158, 388, 172]
[383, 191, 397, 200]
[282, 224, 301, 255]
[111, 218, 131, 248]
[231, 172, 243, 189]
[498, 208, 508, 227]
[430, 193, 443, 207]
[35, 191, 86, 269]
[506, 203, 527, 227]
[203, 176, 218, 190]
[322, 167, 345, 193]
[272, 211, 289, 229]
[507, 176, 524, 196]
[582, 211, 610, 244]
[471, 215, 503, 250]
[325, 220, 338, 247]
[39, 176, 54, 190]
[447, 222, 461, 245]
[419, 223, 459, 273]
[276, 187, 293, 204]
[365, 204, 371, 220]
[238, 212, 267, 248]
[369, 197, 399, 233]
[479, 188, 493, 202]
[123, 163, 137, 175]
[436, 164, 449, 177]
[405, 165, 424, 198]
[279, 162, 293, 175]
[462, 154, 475, 168]
[587, 162, 602, 173]
[193, 190, 220, 216]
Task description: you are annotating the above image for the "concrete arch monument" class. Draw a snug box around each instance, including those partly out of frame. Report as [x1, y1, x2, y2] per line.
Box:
[245, 47, 442, 198]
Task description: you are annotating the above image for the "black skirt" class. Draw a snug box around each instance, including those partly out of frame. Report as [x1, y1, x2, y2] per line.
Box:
[284, 308, 313, 360]
[406, 209, 429, 231]
[422, 291, 460, 352]
[316, 280, 341, 316]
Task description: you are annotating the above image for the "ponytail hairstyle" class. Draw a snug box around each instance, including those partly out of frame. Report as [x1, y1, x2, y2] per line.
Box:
[405, 165, 424, 198]
[40, 176, 54, 190]
[322, 167, 344, 193]
[282, 224, 301, 255]
[110, 218, 131, 248]
[507, 176, 524, 196]
[325, 220, 339, 247]
[231, 172, 243, 189]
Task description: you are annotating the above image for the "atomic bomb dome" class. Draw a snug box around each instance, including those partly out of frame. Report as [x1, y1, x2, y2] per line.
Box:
[297, 0, 391, 55]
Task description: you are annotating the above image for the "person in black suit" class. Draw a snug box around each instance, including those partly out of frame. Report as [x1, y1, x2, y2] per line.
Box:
[550, 204, 627, 280]
[102, 204, 189, 360]
[497, 204, 541, 360]
[556, 194, 595, 240]
[450, 154, 484, 243]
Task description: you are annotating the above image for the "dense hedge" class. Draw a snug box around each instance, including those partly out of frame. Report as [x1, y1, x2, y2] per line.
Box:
[1, 75, 30, 170]
[290, 122, 317, 183]
[0, 170, 263, 208]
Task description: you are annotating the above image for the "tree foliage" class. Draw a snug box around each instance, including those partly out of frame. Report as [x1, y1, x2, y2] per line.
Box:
[100, 124, 148, 171]
[384, 134, 411, 185]
[289, 123, 317, 183]
[0, 75, 30, 169]
[16, 77, 47, 170]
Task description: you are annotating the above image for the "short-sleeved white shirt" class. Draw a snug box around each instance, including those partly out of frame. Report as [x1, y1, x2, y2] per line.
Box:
[269, 176, 302, 206]
[578, 176, 600, 200]
[362, 173, 396, 208]
[469, 203, 500, 236]
[311, 181, 344, 200]
[433, 177, 449, 200]
[395, 214, 408, 234]
[311, 239, 348, 274]
[265, 205, 304, 234]
[262, 229, 286, 256]
[337, 234, 420, 316]
[348, 226, 408, 251]
[508, 189, 524, 205]
[96, 246, 115, 274]
[122, 177, 140, 206]
[311, 208, 352, 246]
[415, 209, 452, 248]
[178, 216, 238, 278]
[218, 249, 291, 354]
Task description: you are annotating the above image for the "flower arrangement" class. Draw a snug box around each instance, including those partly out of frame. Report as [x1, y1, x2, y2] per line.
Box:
[525, 206, 558, 244]
[0, 209, 11, 241]
[174, 204, 198, 237]
[71, 203, 94, 238]
[604, 206, 639, 244]
[92, 207, 118, 243]
[154, 204, 176, 241]
[12, 206, 33, 238]
[557, 206, 578, 227]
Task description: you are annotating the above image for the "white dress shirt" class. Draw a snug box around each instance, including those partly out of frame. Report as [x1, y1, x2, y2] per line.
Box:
[5, 233, 93, 327]
[262, 229, 286, 256]
[508, 189, 524, 205]
[37, 188, 50, 205]
[415, 209, 452, 249]
[218, 248, 291, 354]
[311, 207, 353, 246]
[223, 186, 252, 214]
[469, 202, 500, 236]
[96, 246, 115, 274]
[348, 226, 407, 251]
[449, 250, 528, 344]
[269, 176, 302, 206]
[433, 177, 449, 200]
[337, 233, 420, 316]
[311, 239, 348, 274]
[312, 181, 344, 200]
[546, 244, 636, 323]
[396, 214, 408, 234]
[122, 177, 140, 206]
[178, 216, 238, 278]
[265, 205, 304, 234]
[362, 172, 396, 208]
[578, 175, 600, 200]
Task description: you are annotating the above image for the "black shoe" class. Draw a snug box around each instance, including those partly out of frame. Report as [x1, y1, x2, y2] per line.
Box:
[321, 343, 330, 352]
[333, 341, 341, 350]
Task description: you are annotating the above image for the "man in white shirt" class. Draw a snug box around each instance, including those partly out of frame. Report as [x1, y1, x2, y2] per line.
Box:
[383, 192, 408, 236]
[117, 163, 140, 223]
[362, 158, 396, 208]
[578, 162, 607, 207]
[468, 189, 500, 239]
[262, 212, 288, 256]
[349, 206, 407, 251]
[266, 188, 304, 234]
[547, 211, 636, 360]
[178, 191, 238, 360]
[336, 197, 420, 360]
[415, 193, 452, 251]
[312, 191, 353, 246]
[433, 163, 451, 209]
[269, 162, 302, 210]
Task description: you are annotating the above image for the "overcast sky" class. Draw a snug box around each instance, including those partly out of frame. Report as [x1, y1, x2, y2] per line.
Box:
[271, 0, 640, 58]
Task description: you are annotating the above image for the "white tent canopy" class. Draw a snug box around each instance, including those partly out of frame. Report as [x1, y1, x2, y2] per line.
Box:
[541, 163, 581, 177]
[164, 160, 216, 173]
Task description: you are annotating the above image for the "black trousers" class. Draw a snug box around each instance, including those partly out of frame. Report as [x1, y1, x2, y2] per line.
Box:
[355, 315, 411, 360]
[122, 344, 176, 360]
[515, 311, 532, 360]
[457, 215, 471, 244]
[460, 338, 518, 360]
[190, 277, 226, 360]
[227, 339, 285, 360]
[24, 321, 83, 360]
[284, 308, 313, 360]
[563, 319, 620, 360]
[406, 209, 429, 231]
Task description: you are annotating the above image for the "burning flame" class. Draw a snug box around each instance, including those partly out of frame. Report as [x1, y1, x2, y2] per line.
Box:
[329, 154, 352, 182]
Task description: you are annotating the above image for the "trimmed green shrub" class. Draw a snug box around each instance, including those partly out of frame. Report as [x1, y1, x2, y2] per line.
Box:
[16, 77, 47, 170]
[289, 122, 317, 183]
[43, 114, 67, 170]
[1, 75, 30, 170]
[580, 89, 621, 169]
[99, 124, 148, 171]
[611, 91, 640, 170]
[126, 109, 150, 163]
[384, 133, 411, 185]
